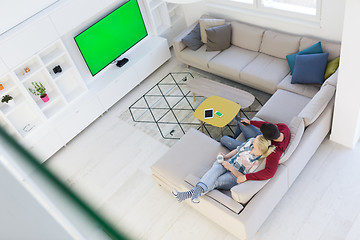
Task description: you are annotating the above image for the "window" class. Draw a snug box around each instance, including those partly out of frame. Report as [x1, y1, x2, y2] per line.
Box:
[229, 0, 253, 3]
[207, 0, 320, 22]
[261, 0, 317, 15]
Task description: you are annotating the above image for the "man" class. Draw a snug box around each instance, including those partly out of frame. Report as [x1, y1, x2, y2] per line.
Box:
[220, 118, 290, 183]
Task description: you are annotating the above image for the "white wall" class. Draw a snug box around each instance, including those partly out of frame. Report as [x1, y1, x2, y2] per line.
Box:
[181, 2, 206, 27]
[182, 0, 345, 42]
[0, 0, 58, 35]
[330, 0, 360, 148]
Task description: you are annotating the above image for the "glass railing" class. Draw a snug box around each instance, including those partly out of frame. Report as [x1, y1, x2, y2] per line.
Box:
[0, 126, 128, 240]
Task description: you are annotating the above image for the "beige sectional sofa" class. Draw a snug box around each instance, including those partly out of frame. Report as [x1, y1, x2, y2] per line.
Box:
[151, 17, 341, 240]
[173, 18, 340, 95]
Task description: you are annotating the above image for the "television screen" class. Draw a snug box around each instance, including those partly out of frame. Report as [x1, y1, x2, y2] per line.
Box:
[74, 0, 148, 76]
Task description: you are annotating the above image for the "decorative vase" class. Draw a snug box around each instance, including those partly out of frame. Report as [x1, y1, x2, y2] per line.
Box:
[41, 94, 49, 102]
[0, 84, 4, 90]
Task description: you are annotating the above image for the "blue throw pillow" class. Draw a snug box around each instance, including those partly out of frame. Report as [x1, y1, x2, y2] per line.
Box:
[286, 41, 323, 74]
[291, 53, 329, 85]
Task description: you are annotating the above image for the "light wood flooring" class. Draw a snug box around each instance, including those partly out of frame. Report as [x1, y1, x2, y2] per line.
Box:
[46, 52, 360, 240]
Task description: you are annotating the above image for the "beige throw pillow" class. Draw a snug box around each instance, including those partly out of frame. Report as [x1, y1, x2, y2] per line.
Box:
[199, 18, 226, 43]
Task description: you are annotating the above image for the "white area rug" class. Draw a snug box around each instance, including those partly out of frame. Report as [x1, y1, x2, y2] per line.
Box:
[119, 66, 271, 147]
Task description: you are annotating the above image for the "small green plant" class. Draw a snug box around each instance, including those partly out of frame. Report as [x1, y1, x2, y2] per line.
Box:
[1, 94, 13, 103]
[28, 82, 46, 97]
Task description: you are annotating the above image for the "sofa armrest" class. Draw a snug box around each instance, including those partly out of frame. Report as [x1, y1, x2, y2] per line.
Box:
[230, 179, 269, 204]
[298, 84, 336, 126]
[173, 21, 199, 53]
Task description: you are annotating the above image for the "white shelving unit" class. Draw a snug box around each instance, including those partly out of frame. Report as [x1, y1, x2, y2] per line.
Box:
[0, 39, 87, 141]
[0, 36, 170, 162]
[144, 0, 186, 46]
[37, 40, 87, 106]
[167, 3, 183, 26]
[0, 72, 44, 140]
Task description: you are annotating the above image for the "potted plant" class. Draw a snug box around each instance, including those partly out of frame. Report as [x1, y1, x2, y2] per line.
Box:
[28, 82, 49, 102]
[1, 94, 14, 106]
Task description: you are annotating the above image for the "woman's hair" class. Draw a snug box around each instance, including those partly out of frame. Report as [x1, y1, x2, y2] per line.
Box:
[256, 135, 276, 159]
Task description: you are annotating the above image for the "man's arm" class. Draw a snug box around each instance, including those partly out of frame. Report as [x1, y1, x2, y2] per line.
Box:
[249, 120, 267, 128]
[245, 151, 281, 181]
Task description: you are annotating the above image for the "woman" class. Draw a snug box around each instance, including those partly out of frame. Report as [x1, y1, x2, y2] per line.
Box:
[173, 135, 275, 203]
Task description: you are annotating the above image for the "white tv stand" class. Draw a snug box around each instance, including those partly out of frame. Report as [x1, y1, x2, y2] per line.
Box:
[0, 36, 170, 162]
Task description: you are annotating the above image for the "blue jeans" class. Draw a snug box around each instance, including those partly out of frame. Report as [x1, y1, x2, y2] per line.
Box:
[197, 161, 238, 194]
[220, 119, 262, 151]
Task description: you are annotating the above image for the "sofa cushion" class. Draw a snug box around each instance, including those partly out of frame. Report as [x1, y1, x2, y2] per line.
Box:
[181, 23, 203, 51]
[206, 24, 232, 51]
[260, 30, 301, 59]
[199, 18, 226, 43]
[300, 37, 341, 61]
[286, 41, 323, 74]
[298, 84, 336, 126]
[179, 44, 221, 69]
[240, 53, 290, 94]
[279, 116, 305, 164]
[231, 21, 265, 51]
[277, 74, 320, 98]
[184, 174, 244, 214]
[208, 45, 259, 78]
[291, 53, 329, 85]
[255, 89, 311, 126]
[324, 56, 340, 80]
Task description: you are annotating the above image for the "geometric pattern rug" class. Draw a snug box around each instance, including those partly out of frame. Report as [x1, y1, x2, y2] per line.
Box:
[126, 72, 266, 143]
[128, 72, 200, 139]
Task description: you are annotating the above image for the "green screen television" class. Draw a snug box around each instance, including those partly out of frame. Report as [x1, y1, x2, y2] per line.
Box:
[74, 0, 148, 76]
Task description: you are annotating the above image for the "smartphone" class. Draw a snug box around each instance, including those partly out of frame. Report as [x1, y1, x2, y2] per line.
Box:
[241, 121, 249, 126]
[215, 111, 223, 117]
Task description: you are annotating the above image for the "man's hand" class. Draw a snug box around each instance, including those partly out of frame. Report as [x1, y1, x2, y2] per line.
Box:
[237, 175, 247, 184]
[240, 119, 250, 126]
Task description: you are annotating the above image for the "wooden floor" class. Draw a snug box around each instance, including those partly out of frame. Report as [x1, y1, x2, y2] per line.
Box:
[46, 53, 360, 240]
